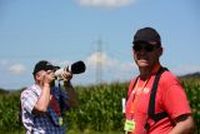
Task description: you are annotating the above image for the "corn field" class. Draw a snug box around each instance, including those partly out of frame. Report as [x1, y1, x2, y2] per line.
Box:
[0, 79, 199, 133]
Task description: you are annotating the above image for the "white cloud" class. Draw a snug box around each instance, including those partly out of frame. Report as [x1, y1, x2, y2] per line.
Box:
[86, 52, 136, 69]
[8, 64, 26, 75]
[78, 0, 135, 8]
[83, 52, 137, 83]
[86, 52, 115, 67]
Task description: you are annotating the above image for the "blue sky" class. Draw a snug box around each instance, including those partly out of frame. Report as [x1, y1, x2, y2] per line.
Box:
[0, 0, 199, 89]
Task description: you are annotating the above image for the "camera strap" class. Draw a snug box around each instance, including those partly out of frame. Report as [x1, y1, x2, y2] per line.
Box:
[145, 67, 169, 131]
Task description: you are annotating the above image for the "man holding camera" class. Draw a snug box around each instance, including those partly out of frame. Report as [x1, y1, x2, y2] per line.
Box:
[20, 60, 78, 134]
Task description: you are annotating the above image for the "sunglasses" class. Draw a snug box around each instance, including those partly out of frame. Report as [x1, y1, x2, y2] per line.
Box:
[132, 43, 160, 52]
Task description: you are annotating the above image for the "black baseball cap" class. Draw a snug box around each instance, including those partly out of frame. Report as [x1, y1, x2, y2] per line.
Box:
[133, 27, 161, 45]
[32, 60, 59, 76]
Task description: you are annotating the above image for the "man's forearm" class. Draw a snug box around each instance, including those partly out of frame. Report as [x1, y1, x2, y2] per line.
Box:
[34, 83, 51, 112]
[169, 115, 195, 134]
[63, 81, 78, 107]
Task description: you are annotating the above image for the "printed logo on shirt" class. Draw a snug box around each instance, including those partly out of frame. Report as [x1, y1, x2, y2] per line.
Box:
[143, 87, 150, 94]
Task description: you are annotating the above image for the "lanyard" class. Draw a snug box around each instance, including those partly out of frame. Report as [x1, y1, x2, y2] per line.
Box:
[133, 77, 149, 98]
[128, 77, 150, 114]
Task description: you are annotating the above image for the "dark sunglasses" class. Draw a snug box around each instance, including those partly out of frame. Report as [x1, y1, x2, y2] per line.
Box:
[132, 43, 160, 52]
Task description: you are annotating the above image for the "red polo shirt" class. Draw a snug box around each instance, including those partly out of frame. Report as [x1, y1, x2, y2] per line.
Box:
[125, 66, 191, 134]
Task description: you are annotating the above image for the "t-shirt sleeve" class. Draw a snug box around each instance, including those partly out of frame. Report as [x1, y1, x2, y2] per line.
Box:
[21, 89, 38, 114]
[162, 79, 191, 119]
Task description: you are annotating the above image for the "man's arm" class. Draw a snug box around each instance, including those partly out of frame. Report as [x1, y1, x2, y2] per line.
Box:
[169, 114, 195, 134]
[33, 83, 51, 113]
[63, 81, 78, 108]
[33, 70, 54, 113]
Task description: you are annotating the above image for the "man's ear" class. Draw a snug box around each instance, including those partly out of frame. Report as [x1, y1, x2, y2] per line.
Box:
[35, 72, 43, 81]
[34, 73, 39, 81]
[158, 47, 163, 57]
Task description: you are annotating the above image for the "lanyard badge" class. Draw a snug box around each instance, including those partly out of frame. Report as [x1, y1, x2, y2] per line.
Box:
[58, 117, 63, 126]
[124, 119, 136, 133]
[124, 78, 150, 133]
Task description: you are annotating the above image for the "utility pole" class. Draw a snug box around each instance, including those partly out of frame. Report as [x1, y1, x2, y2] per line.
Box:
[96, 38, 103, 84]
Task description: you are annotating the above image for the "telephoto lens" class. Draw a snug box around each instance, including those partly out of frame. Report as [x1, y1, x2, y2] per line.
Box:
[54, 60, 86, 80]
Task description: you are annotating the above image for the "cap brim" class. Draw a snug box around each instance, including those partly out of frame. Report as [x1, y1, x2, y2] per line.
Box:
[133, 40, 161, 46]
[133, 40, 150, 44]
[46, 65, 60, 71]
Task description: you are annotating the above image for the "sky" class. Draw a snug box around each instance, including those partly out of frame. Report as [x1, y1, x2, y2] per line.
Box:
[0, 0, 200, 90]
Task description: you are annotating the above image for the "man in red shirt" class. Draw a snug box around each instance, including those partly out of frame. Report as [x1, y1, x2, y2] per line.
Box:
[125, 27, 195, 134]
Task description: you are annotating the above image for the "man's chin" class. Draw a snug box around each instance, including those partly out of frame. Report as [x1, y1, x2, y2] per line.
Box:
[138, 65, 149, 68]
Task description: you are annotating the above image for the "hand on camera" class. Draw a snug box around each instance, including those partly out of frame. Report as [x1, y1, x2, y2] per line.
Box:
[61, 68, 73, 82]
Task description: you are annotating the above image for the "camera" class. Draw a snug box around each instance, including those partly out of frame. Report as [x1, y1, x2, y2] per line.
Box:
[54, 60, 86, 80]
